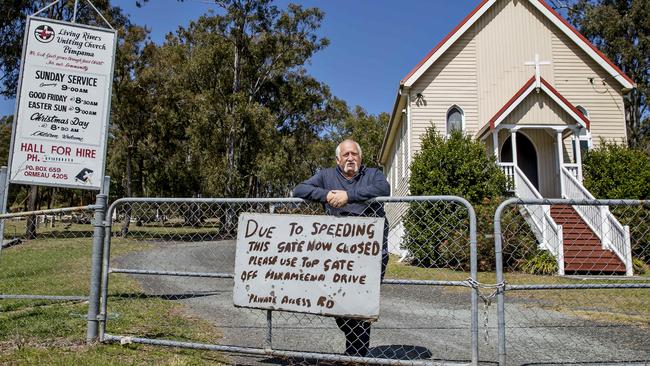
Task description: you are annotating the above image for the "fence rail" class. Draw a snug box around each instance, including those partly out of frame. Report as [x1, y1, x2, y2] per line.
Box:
[494, 198, 649, 366]
[98, 196, 479, 365]
[561, 168, 633, 275]
[1, 195, 648, 365]
[0, 204, 97, 302]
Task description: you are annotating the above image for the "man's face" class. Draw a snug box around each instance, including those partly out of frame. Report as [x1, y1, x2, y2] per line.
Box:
[336, 141, 362, 177]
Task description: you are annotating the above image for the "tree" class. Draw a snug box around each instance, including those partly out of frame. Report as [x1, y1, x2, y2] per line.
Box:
[551, 0, 649, 149]
[0, 115, 13, 164]
[145, 1, 344, 198]
[403, 129, 508, 269]
[105, 25, 158, 235]
[337, 107, 389, 168]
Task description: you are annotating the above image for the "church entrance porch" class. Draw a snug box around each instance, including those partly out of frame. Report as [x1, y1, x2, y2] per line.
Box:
[485, 126, 632, 276]
[489, 125, 582, 198]
[501, 132, 539, 191]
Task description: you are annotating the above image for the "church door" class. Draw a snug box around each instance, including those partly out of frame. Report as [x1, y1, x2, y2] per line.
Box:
[501, 132, 539, 191]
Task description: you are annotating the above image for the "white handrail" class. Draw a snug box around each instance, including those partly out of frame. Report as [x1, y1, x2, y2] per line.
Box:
[560, 167, 632, 275]
[498, 163, 515, 192]
[513, 166, 564, 274]
[563, 164, 579, 181]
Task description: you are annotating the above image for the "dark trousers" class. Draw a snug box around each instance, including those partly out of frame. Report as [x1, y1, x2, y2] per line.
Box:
[336, 317, 372, 356]
[336, 247, 389, 357]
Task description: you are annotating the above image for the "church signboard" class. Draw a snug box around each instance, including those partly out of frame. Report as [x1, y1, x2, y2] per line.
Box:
[8, 17, 116, 190]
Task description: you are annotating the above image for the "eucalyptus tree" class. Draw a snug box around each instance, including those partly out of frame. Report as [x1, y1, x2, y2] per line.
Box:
[551, 0, 649, 149]
[149, 1, 345, 198]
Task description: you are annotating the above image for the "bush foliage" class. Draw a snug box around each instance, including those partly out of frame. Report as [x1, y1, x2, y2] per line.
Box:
[408, 130, 506, 202]
[583, 142, 650, 263]
[583, 142, 650, 200]
[403, 129, 515, 270]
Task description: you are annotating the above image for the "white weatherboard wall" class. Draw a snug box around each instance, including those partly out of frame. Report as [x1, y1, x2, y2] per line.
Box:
[9, 17, 116, 190]
[234, 213, 384, 319]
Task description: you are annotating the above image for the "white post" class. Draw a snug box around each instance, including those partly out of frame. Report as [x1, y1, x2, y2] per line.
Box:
[557, 226, 565, 275]
[574, 129, 583, 182]
[511, 130, 518, 167]
[624, 225, 633, 276]
[556, 131, 564, 197]
[493, 130, 499, 161]
[600, 206, 609, 250]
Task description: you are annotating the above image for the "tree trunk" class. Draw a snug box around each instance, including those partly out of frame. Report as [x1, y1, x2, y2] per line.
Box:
[47, 188, 53, 209]
[25, 185, 38, 240]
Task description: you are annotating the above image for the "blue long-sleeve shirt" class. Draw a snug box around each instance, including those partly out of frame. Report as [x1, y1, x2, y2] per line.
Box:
[293, 165, 390, 217]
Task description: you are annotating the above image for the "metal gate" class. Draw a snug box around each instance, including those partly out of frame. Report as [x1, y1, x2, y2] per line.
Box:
[98, 196, 480, 365]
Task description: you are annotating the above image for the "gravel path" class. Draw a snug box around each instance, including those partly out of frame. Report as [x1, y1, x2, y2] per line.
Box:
[112, 240, 649, 365]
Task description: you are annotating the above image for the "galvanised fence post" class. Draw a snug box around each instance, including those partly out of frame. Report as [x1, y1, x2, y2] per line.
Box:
[87, 193, 107, 343]
[494, 198, 516, 366]
[0, 166, 7, 247]
[467, 199, 478, 366]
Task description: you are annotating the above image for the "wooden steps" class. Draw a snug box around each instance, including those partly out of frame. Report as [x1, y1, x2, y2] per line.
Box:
[550, 205, 626, 274]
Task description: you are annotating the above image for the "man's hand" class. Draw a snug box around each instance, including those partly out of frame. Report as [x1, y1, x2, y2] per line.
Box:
[327, 190, 349, 208]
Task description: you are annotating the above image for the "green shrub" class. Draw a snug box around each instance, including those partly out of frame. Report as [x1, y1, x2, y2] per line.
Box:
[632, 257, 647, 275]
[583, 142, 650, 200]
[519, 250, 558, 276]
[583, 143, 650, 264]
[403, 129, 508, 269]
[498, 205, 541, 272]
[408, 130, 507, 202]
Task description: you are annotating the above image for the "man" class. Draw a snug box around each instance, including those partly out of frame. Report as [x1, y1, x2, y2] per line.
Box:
[293, 139, 390, 357]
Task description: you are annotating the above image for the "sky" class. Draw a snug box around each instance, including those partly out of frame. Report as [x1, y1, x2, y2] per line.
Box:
[0, 0, 478, 117]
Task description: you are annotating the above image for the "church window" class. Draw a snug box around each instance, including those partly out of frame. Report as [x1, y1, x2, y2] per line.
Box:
[574, 106, 592, 159]
[446, 106, 464, 135]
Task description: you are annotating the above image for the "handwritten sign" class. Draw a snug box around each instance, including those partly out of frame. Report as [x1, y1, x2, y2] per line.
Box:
[233, 213, 384, 319]
[8, 17, 116, 190]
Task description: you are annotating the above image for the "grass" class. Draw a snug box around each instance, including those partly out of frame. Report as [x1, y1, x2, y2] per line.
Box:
[387, 256, 650, 327]
[0, 223, 647, 364]
[0, 232, 228, 365]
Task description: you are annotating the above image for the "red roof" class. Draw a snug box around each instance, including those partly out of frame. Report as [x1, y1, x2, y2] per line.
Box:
[487, 76, 590, 131]
[488, 76, 536, 129]
[400, 0, 491, 84]
[401, 0, 635, 88]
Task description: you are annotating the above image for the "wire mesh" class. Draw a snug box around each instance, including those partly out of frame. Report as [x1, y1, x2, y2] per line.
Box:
[0, 206, 96, 347]
[495, 199, 650, 365]
[101, 197, 476, 364]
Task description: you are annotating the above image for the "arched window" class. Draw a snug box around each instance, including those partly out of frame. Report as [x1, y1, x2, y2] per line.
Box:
[576, 105, 588, 119]
[446, 106, 464, 135]
[574, 105, 592, 158]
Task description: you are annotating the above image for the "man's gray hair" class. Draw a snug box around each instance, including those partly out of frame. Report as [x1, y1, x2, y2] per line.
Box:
[335, 139, 362, 158]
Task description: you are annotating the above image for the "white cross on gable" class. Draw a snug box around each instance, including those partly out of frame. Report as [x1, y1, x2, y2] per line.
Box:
[525, 53, 551, 88]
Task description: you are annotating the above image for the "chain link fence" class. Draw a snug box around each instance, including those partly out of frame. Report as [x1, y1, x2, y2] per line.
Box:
[3, 195, 646, 365]
[99, 196, 479, 365]
[493, 198, 650, 366]
[0, 204, 99, 347]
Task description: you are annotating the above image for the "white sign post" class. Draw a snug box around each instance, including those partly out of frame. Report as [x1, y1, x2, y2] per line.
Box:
[234, 213, 384, 320]
[7, 16, 116, 190]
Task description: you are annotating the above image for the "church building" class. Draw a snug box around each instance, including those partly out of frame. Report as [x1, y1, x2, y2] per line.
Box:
[380, 0, 635, 275]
